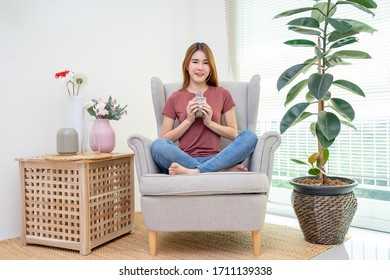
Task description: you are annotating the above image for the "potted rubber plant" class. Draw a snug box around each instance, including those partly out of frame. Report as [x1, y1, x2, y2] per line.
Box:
[274, 0, 378, 244]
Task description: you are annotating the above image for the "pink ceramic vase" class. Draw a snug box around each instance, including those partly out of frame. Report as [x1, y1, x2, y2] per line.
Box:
[90, 119, 115, 153]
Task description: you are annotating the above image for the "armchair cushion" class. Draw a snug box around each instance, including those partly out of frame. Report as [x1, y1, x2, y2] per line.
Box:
[139, 172, 269, 196]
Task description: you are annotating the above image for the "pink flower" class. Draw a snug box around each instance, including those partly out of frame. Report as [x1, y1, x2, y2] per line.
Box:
[98, 108, 109, 116]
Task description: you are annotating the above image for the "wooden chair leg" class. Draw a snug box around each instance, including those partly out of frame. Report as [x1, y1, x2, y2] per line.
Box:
[149, 231, 157, 256]
[251, 230, 261, 256]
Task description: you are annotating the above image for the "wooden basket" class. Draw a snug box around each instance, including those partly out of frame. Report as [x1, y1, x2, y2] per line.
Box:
[17, 154, 134, 255]
[291, 190, 357, 245]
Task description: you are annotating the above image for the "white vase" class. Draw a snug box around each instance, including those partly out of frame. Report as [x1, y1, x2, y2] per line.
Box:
[67, 95, 84, 152]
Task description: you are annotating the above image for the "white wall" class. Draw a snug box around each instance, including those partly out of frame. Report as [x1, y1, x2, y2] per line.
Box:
[0, 0, 230, 240]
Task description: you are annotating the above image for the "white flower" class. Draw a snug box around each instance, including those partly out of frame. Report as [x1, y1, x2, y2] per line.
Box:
[96, 101, 107, 110]
[72, 72, 88, 86]
[84, 101, 95, 109]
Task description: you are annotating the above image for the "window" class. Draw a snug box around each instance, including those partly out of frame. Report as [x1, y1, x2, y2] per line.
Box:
[226, 0, 390, 232]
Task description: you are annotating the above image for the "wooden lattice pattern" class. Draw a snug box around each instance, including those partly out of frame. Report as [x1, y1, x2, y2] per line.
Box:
[24, 165, 81, 242]
[19, 154, 134, 255]
[88, 159, 132, 244]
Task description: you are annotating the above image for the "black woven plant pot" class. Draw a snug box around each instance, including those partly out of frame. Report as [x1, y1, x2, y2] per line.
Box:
[290, 177, 358, 245]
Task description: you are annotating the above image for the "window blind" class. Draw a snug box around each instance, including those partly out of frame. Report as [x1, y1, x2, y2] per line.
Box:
[225, 0, 390, 197]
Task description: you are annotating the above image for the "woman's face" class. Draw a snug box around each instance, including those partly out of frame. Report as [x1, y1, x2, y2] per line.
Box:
[187, 50, 210, 86]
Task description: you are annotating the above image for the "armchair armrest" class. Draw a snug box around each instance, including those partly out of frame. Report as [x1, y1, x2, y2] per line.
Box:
[249, 131, 281, 182]
[128, 134, 162, 179]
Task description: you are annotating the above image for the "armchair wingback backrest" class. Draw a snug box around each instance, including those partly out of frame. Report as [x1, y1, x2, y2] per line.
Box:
[150, 75, 260, 149]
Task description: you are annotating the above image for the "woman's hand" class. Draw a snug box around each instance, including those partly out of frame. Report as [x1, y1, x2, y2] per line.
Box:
[161, 98, 200, 142]
[200, 102, 213, 127]
[186, 98, 199, 123]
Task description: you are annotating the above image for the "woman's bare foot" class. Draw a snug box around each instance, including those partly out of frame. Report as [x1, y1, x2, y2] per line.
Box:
[169, 162, 200, 175]
[222, 164, 248, 172]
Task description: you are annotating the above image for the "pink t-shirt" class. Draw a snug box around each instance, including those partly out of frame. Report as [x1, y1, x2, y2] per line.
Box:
[162, 86, 236, 157]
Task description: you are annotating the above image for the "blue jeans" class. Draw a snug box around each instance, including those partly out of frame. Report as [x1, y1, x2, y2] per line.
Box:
[151, 129, 258, 174]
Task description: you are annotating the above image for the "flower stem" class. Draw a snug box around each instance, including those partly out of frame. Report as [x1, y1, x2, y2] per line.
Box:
[66, 81, 72, 96]
[67, 81, 75, 96]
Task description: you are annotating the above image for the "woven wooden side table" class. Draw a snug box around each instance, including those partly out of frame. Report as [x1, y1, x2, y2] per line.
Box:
[16, 153, 135, 255]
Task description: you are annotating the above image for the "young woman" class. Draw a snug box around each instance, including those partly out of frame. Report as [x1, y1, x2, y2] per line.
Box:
[151, 42, 258, 175]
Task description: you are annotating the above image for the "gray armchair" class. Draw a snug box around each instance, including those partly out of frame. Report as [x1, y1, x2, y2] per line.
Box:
[128, 75, 281, 256]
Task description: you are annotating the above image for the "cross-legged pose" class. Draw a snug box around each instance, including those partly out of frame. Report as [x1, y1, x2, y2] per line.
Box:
[151, 42, 257, 175]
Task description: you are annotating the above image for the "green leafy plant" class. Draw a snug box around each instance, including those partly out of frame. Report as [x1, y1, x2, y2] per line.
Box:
[274, 0, 378, 184]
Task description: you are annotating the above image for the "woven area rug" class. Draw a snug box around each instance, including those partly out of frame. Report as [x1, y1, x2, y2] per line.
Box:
[0, 212, 336, 260]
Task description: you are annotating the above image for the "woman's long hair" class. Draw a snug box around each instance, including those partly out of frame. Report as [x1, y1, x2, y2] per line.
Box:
[181, 42, 218, 89]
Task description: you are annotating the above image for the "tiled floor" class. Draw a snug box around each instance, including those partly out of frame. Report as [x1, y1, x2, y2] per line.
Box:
[312, 226, 390, 260]
[265, 214, 390, 260]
